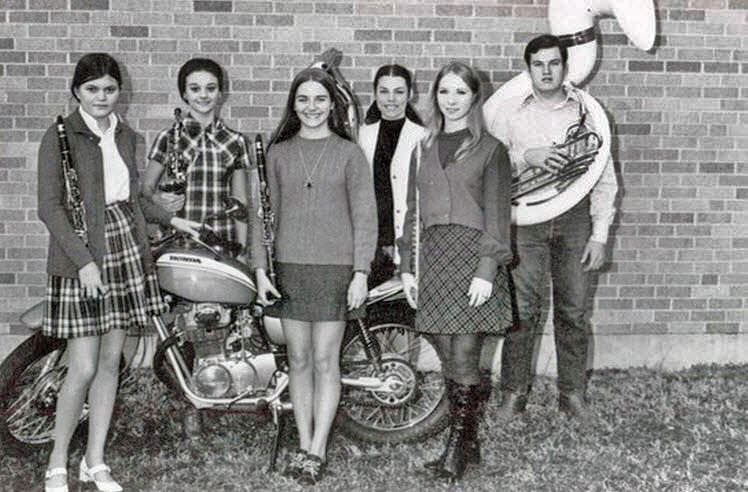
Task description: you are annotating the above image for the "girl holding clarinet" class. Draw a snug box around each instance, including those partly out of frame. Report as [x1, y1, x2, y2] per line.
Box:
[143, 57, 252, 254]
[142, 58, 253, 436]
[38, 53, 198, 492]
[397, 61, 514, 482]
[253, 67, 377, 485]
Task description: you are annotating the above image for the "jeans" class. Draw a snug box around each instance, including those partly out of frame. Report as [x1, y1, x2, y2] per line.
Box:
[501, 198, 592, 394]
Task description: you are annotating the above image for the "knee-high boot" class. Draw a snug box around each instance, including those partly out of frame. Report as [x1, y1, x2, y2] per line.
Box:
[424, 379, 455, 471]
[465, 376, 491, 465]
[438, 382, 475, 482]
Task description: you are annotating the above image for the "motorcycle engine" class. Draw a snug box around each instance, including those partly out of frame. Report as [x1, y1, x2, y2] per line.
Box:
[175, 303, 275, 398]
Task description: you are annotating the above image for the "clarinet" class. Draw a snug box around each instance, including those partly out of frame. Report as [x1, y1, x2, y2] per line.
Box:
[55, 116, 88, 246]
[159, 108, 187, 194]
[412, 143, 421, 306]
[254, 134, 276, 286]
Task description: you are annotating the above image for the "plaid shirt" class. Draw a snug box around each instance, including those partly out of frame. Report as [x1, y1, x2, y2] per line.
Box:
[148, 114, 252, 242]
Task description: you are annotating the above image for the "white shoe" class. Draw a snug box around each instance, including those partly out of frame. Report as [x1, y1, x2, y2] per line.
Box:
[79, 458, 123, 492]
[44, 467, 68, 492]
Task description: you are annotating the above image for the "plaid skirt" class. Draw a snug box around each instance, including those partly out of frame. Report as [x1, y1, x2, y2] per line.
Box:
[415, 224, 513, 335]
[42, 201, 167, 339]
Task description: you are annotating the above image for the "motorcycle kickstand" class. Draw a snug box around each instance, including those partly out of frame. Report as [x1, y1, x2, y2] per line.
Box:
[267, 404, 285, 473]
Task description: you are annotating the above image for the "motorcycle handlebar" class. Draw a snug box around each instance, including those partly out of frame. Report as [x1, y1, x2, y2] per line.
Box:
[151, 198, 247, 257]
[151, 228, 242, 258]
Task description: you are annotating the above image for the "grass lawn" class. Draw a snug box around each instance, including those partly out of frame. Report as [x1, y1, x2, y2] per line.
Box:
[2, 364, 746, 491]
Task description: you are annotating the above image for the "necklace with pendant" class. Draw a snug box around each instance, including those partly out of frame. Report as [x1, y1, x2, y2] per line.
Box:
[297, 136, 330, 189]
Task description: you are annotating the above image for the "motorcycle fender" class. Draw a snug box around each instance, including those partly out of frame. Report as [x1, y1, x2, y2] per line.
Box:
[19, 301, 44, 331]
[263, 316, 285, 344]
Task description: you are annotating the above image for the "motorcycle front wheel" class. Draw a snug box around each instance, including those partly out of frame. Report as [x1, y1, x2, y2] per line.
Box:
[338, 301, 449, 443]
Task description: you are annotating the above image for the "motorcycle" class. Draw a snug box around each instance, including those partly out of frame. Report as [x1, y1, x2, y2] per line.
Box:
[0, 200, 448, 469]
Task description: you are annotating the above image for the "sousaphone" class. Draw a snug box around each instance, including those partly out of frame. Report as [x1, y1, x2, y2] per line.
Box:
[483, 0, 656, 226]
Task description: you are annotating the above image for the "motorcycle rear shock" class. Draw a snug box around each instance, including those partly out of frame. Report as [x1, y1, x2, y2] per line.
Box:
[354, 319, 382, 374]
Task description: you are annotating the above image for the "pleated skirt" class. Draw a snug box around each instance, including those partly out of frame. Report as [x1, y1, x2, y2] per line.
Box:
[42, 201, 167, 339]
[415, 224, 513, 335]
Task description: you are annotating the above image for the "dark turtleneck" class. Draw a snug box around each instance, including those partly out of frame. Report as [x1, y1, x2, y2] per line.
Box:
[438, 127, 470, 169]
[372, 117, 406, 246]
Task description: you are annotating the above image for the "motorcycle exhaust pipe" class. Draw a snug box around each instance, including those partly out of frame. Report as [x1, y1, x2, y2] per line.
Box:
[151, 315, 192, 378]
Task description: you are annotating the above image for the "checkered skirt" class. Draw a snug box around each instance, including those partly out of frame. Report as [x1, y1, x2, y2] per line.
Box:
[42, 201, 167, 339]
[415, 224, 513, 335]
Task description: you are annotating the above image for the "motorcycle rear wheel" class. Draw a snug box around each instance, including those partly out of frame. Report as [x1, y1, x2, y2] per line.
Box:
[0, 333, 87, 456]
[338, 302, 449, 443]
[0, 333, 128, 456]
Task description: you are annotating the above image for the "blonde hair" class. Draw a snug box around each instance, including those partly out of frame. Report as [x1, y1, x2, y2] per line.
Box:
[423, 61, 485, 161]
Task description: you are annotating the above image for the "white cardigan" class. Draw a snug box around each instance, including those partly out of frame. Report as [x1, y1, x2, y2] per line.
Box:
[358, 118, 425, 265]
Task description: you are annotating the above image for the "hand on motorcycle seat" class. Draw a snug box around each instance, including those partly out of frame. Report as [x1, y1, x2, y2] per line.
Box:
[347, 272, 368, 311]
[255, 269, 280, 305]
[401, 272, 418, 309]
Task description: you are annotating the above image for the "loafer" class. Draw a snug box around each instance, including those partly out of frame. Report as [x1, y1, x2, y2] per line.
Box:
[297, 454, 326, 486]
[282, 447, 307, 479]
[44, 467, 68, 492]
[79, 458, 123, 492]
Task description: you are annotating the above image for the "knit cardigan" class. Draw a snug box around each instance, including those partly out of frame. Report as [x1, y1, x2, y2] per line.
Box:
[37, 110, 172, 278]
[398, 131, 512, 282]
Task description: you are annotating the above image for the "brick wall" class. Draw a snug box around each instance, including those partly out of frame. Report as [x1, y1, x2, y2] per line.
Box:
[1, 0, 746, 368]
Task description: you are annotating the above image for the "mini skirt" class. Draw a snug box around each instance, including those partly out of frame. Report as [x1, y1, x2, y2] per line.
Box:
[42, 201, 167, 339]
[265, 262, 365, 322]
[415, 224, 514, 335]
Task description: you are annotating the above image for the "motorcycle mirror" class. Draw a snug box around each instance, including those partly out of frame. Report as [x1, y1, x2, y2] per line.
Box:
[222, 196, 248, 222]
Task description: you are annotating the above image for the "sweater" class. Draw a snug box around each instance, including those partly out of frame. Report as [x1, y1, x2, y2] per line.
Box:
[37, 110, 172, 278]
[397, 131, 512, 282]
[251, 133, 377, 272]
[357, 118, 426, 265]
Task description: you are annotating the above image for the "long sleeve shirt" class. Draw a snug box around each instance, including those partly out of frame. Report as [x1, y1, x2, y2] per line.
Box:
[397, 131, 512, 282]
[251, 133, 377, 272]
[485, 88, 618, 243]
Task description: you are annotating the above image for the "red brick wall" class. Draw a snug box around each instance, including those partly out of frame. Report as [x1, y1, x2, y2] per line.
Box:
[1, 1, 746, 356]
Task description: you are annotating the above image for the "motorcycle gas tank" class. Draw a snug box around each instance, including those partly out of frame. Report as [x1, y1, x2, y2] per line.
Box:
[157, 248, 256, 305]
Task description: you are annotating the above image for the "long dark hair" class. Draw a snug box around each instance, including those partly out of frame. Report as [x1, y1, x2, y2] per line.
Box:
[270, 67, 351, 147]
[364, 64, 423, 125]
[70, 53, 122, 102]
[423, 61, 485, 161]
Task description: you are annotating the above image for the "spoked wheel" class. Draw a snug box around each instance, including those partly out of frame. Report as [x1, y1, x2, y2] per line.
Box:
[0, 333, 89, 455]
[338, 302, 449, 443]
